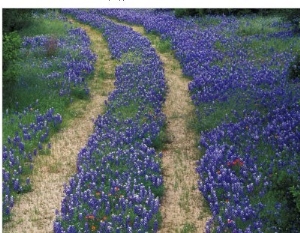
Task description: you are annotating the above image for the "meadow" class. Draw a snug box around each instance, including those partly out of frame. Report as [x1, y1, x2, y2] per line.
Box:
[2, 11, 96, 223]
[98, 9, 300, 232]
[2, 9, 300, 233]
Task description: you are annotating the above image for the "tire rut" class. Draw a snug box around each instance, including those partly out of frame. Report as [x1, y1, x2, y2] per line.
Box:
[112, 21, 211, 232]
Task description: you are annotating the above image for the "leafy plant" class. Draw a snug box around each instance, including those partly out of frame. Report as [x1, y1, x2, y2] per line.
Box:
[281, 9, 300, 33]
[290, 185, 300, 213]
[288, 54, 300, 81]
[174, 9, 204, 18]
[266, 171, 300, 231]
[3, 9, 33, 33]
[3, 31, 21, 105]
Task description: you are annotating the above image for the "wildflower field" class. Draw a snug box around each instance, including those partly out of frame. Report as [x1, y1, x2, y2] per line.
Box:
[2, 9, 300, 233]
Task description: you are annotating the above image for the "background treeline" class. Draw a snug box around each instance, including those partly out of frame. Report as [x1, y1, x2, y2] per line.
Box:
[174, 9, 300, 32]
[2, 9, 58, 106]
[2, 8, 299, 104]
[3, 9, 34, 105]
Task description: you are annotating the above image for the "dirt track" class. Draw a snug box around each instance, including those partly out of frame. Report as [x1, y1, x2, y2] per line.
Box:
[120, 23, 210, 233]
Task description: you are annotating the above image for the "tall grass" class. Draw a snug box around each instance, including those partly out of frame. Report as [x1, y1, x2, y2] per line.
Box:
[19, 11, 71, 37]
[237, 16, 283, 36]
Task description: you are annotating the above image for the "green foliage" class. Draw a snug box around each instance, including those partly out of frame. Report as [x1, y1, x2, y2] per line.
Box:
[19, 17, 71, 37]
[3, 9, 33, 33]
[2, 32, 21, 71]
[179, 222, 197, 233]
[156, 39, 172, 53]
[280, 9, 300, 33]
[174, 9, 204, 18]
[243, 36, 300, 64]
[195, 16, 221, 29]
[147, 32, 171, 54]
[288, 54, 300, 81]
[237, 16, 283, 37]
[70, 87, 90, 100]
[204, 9, 252, 16]
[119, 50, 143, 65]
[2, 13, 78, 116]
[260, 169, 300, 232]
[174, 9, 280, 18]
[261, 170, 300, 231]
[290, 185, 300, 213]
[152, 122, 170, 151]
[3, 32, 22, 104]
[193, 91, 253, 133]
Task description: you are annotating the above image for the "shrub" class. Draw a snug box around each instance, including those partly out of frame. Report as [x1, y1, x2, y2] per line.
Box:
[3, 32, 21, 105]
[2, 32, 21, 72]
[174, 9, 279, 18]
[3, 9, 33, 33]
[267, 171, 300, 231]
[281, 9, 300, 33]
[290, 185, 300, 213]
[288, 54, 300, 81]
[174, 9, 204, 18]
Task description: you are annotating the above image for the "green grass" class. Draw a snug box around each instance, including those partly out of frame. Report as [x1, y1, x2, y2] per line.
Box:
[111, 101, 140, 120]
[175, 222, 197, 233]
[119, 50, 143, 64]
[195, 16, 221, 29]
[246, 36, 300, 62]
[156, 38, 172, 53]
[237, 16, 283, 36]
[147, 32, 172, 54]
[19, 13, 71, 38]
[152, 121, 169, 151]
[3, 11, 95, 119]
[189, 98, 238, 134]
[213, 16, 300, 69]
[2, 13, 94, 221]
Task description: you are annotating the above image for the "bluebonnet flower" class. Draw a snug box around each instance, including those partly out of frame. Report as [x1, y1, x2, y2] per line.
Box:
[98, 9, 300, 232]
[53, 9, 166, 232]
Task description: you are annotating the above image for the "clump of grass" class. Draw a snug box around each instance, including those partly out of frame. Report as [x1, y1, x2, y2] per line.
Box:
[19, 17, 71, 38]
[152, 122, 172, 151]
[195, 15, 221, 30]
[147, 32, 172, 54]
[237, 16, 282, 36]
[110, 101, 139, 120]
[119, 50, 143, 64]
[177, 222, 197, 233]
[157, 38, 172, 53]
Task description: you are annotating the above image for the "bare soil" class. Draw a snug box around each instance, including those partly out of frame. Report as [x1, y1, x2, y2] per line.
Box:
[3, 22, 116, 233]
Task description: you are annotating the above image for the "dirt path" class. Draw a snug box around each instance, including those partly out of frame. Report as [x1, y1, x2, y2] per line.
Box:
[113, 21, 211, 232]
[3, 22, 116, 233]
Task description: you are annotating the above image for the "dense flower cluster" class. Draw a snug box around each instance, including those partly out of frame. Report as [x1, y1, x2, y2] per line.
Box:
[2, 103, 62, 221]
[53, 9, 166, 232]
[2, 23, 96, 222]
[198, 104, 300, 232]
[99, 9, 300, 232]
[21, 27, 96, 97]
